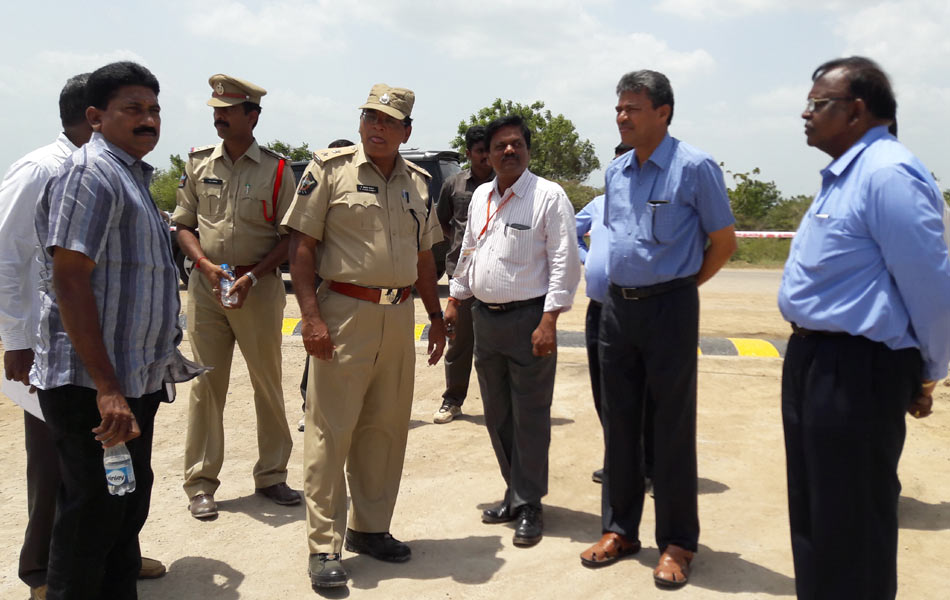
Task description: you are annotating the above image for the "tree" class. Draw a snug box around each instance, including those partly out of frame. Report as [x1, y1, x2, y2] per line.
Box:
[451, 99, 600, 182]
[725, 167, 782, 231]
[149, 154, 185, 212]
[265, 140, 313, 161]
[764, 194, 812, 231]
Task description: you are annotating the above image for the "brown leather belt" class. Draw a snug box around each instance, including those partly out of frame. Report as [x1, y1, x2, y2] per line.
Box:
[477, 296, 545, 312]
[233, 264, 257, 279]
[328, 281, 412, 305]
[791, 323, 850, 337]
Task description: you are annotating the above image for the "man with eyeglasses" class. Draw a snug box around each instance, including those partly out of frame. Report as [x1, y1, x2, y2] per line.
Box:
[779, 56, 950, 599]
[282, 83, 445, 589]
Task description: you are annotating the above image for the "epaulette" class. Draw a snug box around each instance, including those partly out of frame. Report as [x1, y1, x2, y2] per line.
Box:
[404, 158, 432, 180]
[311, 145, 357, 166]
[188, 144, 215, 155]
[260, 146, 289, 161]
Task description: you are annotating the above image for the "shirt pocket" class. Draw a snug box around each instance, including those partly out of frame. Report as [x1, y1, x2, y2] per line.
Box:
[795, 214, 851, 269]
[196, 181, 227, 220]
[236, 191, 275, 225]
[649, 200, 692, 244]
[343, 192, 384, 231]
[499, 224, 535, 266]
[400, 194, 428, 248]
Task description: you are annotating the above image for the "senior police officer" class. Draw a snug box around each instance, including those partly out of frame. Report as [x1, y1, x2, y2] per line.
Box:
[282, 84, 446, 589]
[779, 57, 950, 599]
[174, 74, 299, 520]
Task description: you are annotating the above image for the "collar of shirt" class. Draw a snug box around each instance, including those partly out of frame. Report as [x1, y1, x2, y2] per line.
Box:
[621, 132, 674, 174]
[823, 125, 889, 179]
[55, 132, 79, 155]
[354, 143, 409, 180]
[90, 132, 154, 181]
[209, 138, 262, 165]
[491, 168, 536, 200]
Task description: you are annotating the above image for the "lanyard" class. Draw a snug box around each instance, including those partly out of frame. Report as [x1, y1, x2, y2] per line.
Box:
[477, 189, 514, 240]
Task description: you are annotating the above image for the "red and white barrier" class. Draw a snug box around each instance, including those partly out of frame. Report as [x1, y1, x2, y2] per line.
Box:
[735, 231, 795, 239]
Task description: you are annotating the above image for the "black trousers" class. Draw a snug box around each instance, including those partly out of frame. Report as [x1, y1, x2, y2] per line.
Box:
[782, 333, 921, 600]
[586, 299, 654, 478]
[19, 411, 60, 588]
[442, 294, 475, 407]
[473, 300, 555, 509]
[38, 385, 162, 600]
[600, 283, 699, 552]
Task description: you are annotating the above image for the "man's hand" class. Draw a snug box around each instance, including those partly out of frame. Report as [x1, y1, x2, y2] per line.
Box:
[92, 389, 140, 448]
[3, 348, 34, 386]
[427, 317, 446, 365]
[224, 274, 253, 309]
[909, 381, 936, 419]
[302, 316, 335, 361]
[444, 301, 458, 339]
[531, 311, 558, 357]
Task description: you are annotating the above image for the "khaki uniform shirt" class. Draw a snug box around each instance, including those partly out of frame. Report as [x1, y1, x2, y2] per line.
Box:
[281, 144, 441, 288]
[172, 140, 295, 266]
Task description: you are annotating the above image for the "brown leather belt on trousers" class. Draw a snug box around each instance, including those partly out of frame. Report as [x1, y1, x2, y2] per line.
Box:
[233, 264, 257, 279]
[328, 281, 412, 305]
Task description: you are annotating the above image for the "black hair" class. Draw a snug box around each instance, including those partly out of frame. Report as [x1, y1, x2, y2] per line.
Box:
[485, 115, 532, 150]
[328, 139, 355, 148]
[86, 61, 160, 110]
[464, 125, 488, 151]
[59, 72, 90, 128]
[616, 70, 675, 125]
[614, 142, 633, 156]
[242, 101, 262, 116]
[812, 56, 897, 122]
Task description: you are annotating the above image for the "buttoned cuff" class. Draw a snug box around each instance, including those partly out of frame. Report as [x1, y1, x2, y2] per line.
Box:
[0, 328, 31, 351]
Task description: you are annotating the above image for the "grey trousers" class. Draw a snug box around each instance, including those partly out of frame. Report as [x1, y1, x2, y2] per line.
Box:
[472, 300, 555, 509]
[442, 295, 474, 406]
[20, 411, 59, 588]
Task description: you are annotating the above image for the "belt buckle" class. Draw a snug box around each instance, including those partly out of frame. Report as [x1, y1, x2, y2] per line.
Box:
[381, 288, 402, 305]
[621, 287, 639, 300]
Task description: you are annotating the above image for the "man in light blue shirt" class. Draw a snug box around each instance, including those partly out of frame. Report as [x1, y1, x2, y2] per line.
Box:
[778, 56, 950, 599]
[580, 70, 736, 588]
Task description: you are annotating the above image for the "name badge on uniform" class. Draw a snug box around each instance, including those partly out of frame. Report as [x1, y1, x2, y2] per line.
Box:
[201, 178, 223, 185]
[357, 184, 379, 194]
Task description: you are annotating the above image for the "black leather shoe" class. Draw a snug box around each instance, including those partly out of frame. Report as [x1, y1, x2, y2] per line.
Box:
[482, 501, 520, 524]
[309, 553, 347, 589]
[344, 529, 411, 563]
[513, 504, 543, 547]
[255, 482, 301, 505]
[592, 469, 604, 484]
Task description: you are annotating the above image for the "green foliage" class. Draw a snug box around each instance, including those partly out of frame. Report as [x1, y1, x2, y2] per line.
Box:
[729, 238, 793, 267]
[725, 167, 782, 230]
[764, 194, 812, 231]
[944, 189, 949, 205]
[265, 140, 313, 161]
[149, 154, 185, 213]
[557, 180, 602, 213]
[451, 99, 600, 181]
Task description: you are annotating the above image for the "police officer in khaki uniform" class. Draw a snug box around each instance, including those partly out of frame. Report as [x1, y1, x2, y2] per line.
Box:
[173, 74, 300, 520]
[282, 84, 446, 589]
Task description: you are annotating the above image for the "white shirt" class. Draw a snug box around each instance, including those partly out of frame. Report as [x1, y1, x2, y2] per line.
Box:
[0, 133, 77, 351]
[450, 169, 580, 312]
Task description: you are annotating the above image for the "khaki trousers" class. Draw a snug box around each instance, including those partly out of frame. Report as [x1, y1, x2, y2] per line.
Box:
[304, 287, 415, 554]
[183, 269, 291, 498]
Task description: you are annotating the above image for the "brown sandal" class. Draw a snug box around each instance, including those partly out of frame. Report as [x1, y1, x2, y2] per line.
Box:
[580, 532, 641, 567]
[653, 544, 694, 587]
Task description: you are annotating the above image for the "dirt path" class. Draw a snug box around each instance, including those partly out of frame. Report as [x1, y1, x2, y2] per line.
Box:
[2, 269, 948, 599]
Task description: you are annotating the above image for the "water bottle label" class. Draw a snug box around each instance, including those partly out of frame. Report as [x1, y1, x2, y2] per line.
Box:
[106, 467, 129, 486]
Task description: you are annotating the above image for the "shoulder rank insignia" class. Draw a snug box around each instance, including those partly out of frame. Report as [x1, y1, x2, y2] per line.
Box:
[178, 173, 187, 188]
[188, 144, 215, 155]
[261, 146, 288, 160]
[404, 159, 432, 180]
[297, 172, 318, 196]
[312, 145, 357, 166]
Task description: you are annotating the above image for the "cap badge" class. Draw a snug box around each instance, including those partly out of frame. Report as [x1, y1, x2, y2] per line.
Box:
[379, 93, 390, 105]
[214, 82, 225, 95]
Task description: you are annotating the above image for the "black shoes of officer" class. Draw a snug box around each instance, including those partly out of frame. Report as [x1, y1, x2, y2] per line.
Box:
[255, 482, 301, 505]
[592, 468, 604, 484]
[482, 501, 520, 524]
[344, 529, 411, 563]
[513, 504, 543, 547]
[309, 553, 347, 589]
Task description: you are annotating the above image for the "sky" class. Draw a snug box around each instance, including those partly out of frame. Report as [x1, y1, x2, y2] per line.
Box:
[1, 0, 948, 197]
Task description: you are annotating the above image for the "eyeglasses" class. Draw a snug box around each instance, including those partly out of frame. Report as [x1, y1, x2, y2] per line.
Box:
[805, 97, 853, 113]
[361, 110, 405, 129]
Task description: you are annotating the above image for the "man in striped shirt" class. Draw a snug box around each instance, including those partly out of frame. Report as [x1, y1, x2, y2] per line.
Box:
[31, 61, 203, 599]
[446, 114, 580, 548]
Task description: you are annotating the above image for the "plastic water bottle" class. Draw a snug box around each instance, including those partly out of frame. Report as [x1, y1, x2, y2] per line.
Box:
[104, 442, 136, 496]
[220, 263, 238, 307]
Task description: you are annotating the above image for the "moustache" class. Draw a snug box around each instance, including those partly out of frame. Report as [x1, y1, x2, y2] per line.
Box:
[133, 126, 158, 136]
[214, 120, 229, 128]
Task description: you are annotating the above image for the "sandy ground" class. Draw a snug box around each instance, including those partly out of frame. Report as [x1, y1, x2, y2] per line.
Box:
[2, 268, 949, 599]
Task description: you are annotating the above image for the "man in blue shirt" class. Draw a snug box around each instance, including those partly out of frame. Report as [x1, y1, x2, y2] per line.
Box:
[579, 70, 736, 588]
[778, 56, 950, 599]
